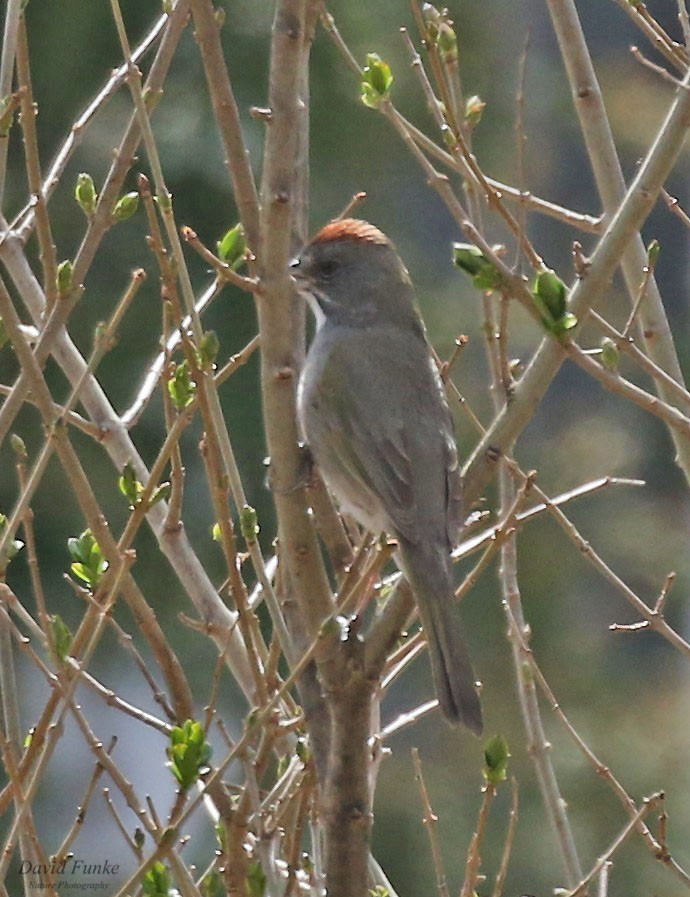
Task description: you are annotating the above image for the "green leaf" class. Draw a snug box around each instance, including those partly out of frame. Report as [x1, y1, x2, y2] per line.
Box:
[67, 530, 108, 589]
[200, 868, 224, 897]
[361, 53, 393, 108]
[167, 360, 196, 411]
[167, 720, 213, 789]
[118, 461, 143, 507]
[483, 734, 510, 785]
[246, 862, 267, 897]
[142, 861, 171, 897]
[70, 562, 94, 586]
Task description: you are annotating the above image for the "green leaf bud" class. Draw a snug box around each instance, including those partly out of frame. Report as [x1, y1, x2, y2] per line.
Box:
[142, 861, 171, 897]
[0, 512, 25, 563]
[421, 4, 442, 41]
[600, 337, 619, 371]
[149, 482, 171, 507]
[295, 736, 310, 764]
[534, 269, 567, 321]
[56, 260, 73, 296]
[167, 360, 196, 410]
[465, 95, 486, 127]
[551, 311, 578, 336]
[483, 734, 510, 785]
[75, 173, 98, 216]
[167, 719, 213, 789]
[9, 433, 27, 459]
[437, 22, 458, 63]
[452, 243, 502, 290]
[452, 243, 486, 276]
[155, 191, 173, 212]
[112, 192, 139, 222]
[646, 238, 660, 267]
[216, 222, 246, 266]
[50, 614, 73, 663]
[361, 54, 394, 109]
[118, 461, 143, 507]
[240, 504, 259, 543]
[67, 529, 108, 589]
[198, 330, 220, 368]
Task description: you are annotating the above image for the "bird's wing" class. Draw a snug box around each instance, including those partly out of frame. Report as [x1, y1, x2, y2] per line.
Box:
[320, 332, 460, 545]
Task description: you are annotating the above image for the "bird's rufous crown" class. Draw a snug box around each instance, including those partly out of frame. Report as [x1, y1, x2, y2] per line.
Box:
[310, 218, 389, 247]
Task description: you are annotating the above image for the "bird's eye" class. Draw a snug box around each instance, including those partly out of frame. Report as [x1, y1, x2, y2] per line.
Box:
[316, 258, 341, 279]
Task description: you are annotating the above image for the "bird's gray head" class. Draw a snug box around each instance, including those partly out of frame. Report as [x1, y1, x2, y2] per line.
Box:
[290, 218, 418, 329]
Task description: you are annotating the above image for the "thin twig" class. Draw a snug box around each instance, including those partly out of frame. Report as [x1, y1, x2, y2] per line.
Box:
[411, 748, 450, 897]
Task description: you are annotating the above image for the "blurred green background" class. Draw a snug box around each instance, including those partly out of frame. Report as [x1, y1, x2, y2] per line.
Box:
[2, 0, 690, 894]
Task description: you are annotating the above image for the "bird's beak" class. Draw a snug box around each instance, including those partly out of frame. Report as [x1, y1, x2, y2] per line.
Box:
[289, 256, 310, 290]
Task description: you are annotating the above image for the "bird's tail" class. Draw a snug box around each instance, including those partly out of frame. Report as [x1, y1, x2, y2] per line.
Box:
[399, 539, 483, 735]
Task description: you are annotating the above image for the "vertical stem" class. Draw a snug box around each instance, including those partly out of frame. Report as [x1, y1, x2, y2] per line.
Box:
[189, 0, 261, 249]
[324, 677, 375, 897]
[256, 0, 333, 672]
[0, 0, 22, 203]
[499, 483, 583, 886]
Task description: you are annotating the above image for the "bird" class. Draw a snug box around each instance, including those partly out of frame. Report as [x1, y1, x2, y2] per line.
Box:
[291, 217, 482, 734]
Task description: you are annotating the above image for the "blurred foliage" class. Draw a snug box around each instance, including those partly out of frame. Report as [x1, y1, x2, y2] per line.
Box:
[2, 1, 690, 895]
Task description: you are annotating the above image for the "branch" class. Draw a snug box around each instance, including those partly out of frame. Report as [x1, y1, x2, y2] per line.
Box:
[463, 61, 690, 505]
[545, 0, 690, 486]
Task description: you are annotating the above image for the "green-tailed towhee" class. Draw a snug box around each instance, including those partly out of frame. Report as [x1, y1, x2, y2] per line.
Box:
[291, 218, 482, 734]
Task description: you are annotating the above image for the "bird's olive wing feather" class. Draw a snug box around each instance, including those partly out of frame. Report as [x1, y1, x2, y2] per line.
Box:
[305, 329, 461, 545]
